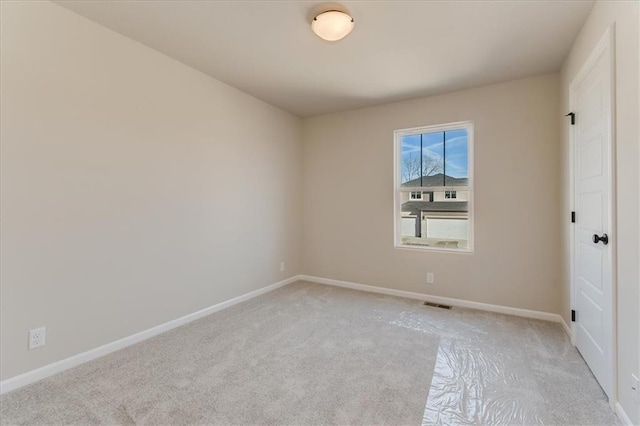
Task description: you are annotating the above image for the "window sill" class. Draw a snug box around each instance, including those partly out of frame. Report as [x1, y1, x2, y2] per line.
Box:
[394, 243, 474, 254]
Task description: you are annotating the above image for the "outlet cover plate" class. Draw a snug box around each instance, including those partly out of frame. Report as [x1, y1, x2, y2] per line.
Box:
[28, 327, 46, 350]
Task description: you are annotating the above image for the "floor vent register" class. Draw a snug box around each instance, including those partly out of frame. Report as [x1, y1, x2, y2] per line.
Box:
[423, 301, 452, 310]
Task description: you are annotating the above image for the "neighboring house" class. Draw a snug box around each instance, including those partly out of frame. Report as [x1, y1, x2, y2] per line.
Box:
[402, 173, 468, 189]
[400, 173, 469, 247]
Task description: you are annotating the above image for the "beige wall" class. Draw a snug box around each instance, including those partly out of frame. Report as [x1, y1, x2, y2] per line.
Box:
[301, 74, 562, 314]
[0, 1, 302, 380]
[559, 1, 639, 422]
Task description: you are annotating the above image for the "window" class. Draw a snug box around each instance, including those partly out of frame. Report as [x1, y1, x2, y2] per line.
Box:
[394, 121, 473, 252]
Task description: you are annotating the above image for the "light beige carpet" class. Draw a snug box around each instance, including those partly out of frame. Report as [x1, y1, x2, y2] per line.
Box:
[0, 281, 619, 425]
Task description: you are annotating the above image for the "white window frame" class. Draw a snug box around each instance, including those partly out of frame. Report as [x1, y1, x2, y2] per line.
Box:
[393, 121, 474, 253]
[410, 191, 423, 200]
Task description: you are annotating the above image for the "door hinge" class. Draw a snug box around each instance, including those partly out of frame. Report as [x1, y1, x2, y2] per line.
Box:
[571, 310, 576, 322]
[571, 211, 576, 223]
[565, 112, 575, 125]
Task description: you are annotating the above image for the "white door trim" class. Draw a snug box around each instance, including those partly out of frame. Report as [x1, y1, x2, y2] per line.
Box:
[569, 25, 617, 409]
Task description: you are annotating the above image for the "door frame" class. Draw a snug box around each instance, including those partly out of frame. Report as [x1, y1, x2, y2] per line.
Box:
[569, 25, 617, 408]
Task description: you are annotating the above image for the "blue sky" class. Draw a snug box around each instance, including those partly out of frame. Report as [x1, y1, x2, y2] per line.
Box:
[401, 129, 468, 182]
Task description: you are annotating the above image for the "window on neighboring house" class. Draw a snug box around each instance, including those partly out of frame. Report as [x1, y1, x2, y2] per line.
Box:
[394, 121, 474, 252]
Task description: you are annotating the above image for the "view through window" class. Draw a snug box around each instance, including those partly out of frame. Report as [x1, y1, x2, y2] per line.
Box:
[395, 122, 473, 251]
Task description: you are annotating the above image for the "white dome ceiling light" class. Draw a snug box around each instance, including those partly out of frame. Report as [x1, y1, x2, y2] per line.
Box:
[311, 10, 354, 42]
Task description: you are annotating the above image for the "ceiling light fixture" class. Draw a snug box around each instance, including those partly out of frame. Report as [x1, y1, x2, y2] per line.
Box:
[311, 10, 354, 42]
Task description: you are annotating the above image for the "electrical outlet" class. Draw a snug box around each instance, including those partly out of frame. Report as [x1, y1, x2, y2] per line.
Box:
[632, 374, 639, 402]
[280, 262, 285, 272]
[28, 327, 46, 350]
[427, 273, 435, 284]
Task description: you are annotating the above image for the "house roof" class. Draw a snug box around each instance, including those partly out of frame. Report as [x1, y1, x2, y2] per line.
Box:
[401, 174, 468, 188]
[402, 201, 468, 214]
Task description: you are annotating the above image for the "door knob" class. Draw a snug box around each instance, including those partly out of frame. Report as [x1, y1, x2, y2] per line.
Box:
[592, 233, 609, 245]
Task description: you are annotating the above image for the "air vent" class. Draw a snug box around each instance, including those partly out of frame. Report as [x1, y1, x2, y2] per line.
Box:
[423, 301, 452, 310]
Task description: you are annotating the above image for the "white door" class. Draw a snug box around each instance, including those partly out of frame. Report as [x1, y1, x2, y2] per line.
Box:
[572, 30, 614, 398]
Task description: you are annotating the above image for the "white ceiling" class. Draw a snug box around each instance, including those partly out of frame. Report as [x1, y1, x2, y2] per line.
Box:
[55, 1, 594, 118]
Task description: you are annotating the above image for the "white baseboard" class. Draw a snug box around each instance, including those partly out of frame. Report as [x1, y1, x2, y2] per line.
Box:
[0, 275, 300, 395]
[559, 316, 573, 339]
[615, 402, 635, 426]
[299, 275, 565, 325]
[0, 274, 572, 395]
